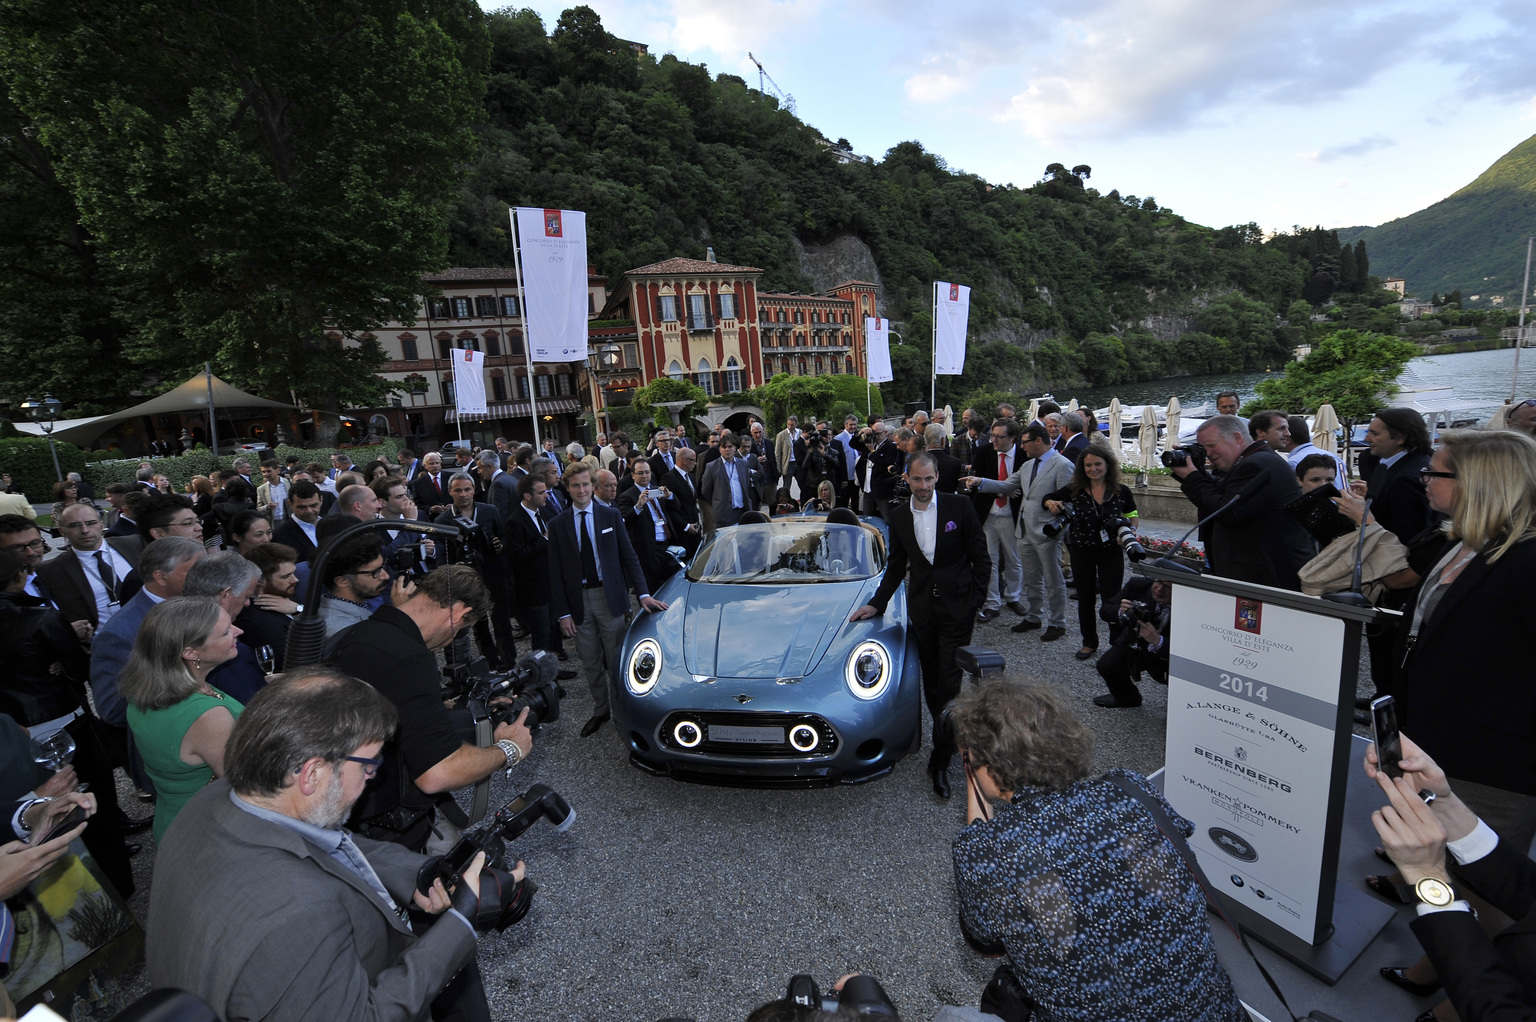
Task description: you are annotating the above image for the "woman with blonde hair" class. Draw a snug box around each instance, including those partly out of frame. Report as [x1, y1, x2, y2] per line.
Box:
[120, 596, 246, 841]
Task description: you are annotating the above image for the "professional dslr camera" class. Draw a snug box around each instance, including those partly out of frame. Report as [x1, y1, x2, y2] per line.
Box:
[1042, 508, 1147, 562]
[1160, 444, 1207, 470]
[443, 649, 565, 729]
[390, 542, 430, 585]
[438, 517, 501, 571]
[1118, 599, 1167, 643]
[415, 784, 574, 931]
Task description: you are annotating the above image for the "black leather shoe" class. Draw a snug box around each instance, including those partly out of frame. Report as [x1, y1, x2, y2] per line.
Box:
[579, 713, 610, 738]
[1379, 966, 1439, 997]
[1041, 626, 1067, 642]
[1006, 601, 1029, 617]
[1094, 693, 1142, 708]
[118, 813, 153, 834]
[1011, 619, 1041, 633]
[927, 756, 953, 799]
[1074, 646, 1098, 661]
[556, 669, 579, 681]
[1365, 874, 1406, 903]
[1354, 696, 1374, 710]
[976, 608, 999, 623]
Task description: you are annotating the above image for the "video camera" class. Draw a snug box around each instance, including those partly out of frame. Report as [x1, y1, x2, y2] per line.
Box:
[1160, 444, 1207, 470]
[1041, 507, 1147, 561]
[786, 974, 900, 1018]
[443, 649, 565, 729]
[415, 784, 575, 931]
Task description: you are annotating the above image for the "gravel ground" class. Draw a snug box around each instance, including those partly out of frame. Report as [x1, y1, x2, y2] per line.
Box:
[95, 556, 1374, 1022]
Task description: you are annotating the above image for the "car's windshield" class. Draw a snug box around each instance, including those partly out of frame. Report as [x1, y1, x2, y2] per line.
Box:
[687, 522, 882, 583]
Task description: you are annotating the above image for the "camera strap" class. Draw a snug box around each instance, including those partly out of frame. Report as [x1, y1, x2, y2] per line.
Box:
[1109, 775, 1304, 1022]
[470, 716, 493, 825]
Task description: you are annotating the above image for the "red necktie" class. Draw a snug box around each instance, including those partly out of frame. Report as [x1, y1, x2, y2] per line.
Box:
[996, 454, 1007, 509]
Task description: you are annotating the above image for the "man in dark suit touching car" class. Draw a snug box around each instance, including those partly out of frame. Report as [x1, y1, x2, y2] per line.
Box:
[850, 451, 990, 799]
[548, 461, 667, 738]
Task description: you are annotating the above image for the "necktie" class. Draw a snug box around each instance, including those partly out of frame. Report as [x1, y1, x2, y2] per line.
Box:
[1029, 458, 1041, 485]
[94, 551, 119, 604]
[432, 474, 442, 496]
[996, 454, 1008, 509]
[532, 510, 546, 538]
[336, 832, 410, 930]
[578, 510, 599, 585]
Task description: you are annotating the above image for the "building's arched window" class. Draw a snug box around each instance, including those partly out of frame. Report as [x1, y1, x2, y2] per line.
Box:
[763, 356, 773, 379]
[696, 358, 714, 397]
[722, 356, 742, 394]
[814, 358, 824, 376]
[797, 358, 807, 376]
[667, 360, 685, 380]
[846, 356, 855, 374]
[829, 357, 840, 375]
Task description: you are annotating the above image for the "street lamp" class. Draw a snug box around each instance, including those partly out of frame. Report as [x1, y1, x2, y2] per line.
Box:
[20, 394, 64, 483]
[586, 343, 623, 435]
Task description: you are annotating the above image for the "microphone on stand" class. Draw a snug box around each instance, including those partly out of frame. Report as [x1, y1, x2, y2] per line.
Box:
[1323, 497, 1375, 607]
[1151, 493, 1244, 575]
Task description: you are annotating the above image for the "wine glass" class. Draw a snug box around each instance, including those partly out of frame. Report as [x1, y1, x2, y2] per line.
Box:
[31, 730, 75, 772]
[256, 645, 276, 676]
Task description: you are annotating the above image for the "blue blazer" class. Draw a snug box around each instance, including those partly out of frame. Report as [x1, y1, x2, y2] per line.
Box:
[547, 502, 649, 624]
[89, 588, 159, 726]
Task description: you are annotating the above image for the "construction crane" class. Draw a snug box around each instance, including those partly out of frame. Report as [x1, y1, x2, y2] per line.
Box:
[747, 52, 796, 117]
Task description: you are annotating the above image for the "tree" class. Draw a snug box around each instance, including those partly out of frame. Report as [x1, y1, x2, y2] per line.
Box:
[1071, 165, 1091, 180]
[0, 0, 490, 443]
[750, 373, 835, 427]
[633, 376, 708, 425]
[1250, 329, 1418, 423]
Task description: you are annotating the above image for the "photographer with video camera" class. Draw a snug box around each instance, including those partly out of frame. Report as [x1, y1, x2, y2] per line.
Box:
[1042, 446, 1141, 661]
[146, 667, 515, 1022]
[435, 470, 517, 669]
[1168, 414, 1312, 590]
[328, 564, 532, 853]
[1091, 576, 1172, 708]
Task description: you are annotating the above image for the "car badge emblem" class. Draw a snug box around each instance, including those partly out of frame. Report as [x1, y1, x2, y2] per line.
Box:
[735, 694, 753, 704]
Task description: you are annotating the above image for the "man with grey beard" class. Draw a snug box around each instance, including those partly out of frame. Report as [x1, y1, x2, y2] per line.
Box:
[146, 667, 516, 1021]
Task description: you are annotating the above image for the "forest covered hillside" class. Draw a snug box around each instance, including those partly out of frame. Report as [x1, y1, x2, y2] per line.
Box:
[1338, 133, 1536, 305]
[449, 7, 1390, 405]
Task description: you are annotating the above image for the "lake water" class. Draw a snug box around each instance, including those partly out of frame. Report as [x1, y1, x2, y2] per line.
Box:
[1063, 347, 1536, 423]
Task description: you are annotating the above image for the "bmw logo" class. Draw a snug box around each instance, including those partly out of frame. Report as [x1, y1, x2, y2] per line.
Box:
[1230, 875, 1245, 888]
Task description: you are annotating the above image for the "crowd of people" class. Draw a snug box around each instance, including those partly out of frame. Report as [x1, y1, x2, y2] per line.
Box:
[0, 390, 1533, 1021]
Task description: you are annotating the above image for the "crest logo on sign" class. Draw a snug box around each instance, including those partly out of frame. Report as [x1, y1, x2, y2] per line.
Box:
[1234, 598, 1262, 634]
[948, 283, 959, 302]
[462, 351, 474, 364]
[544, 209, 562, 237]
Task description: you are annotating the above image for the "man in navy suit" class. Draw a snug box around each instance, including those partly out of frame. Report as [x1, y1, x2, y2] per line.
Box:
[1056, 410, 1091, 466]
[547, 462, 666, 737]
[850, 452, 990, 798]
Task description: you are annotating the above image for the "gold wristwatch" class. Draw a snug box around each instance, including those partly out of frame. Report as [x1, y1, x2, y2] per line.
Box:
[1414, 877, 1456, 908]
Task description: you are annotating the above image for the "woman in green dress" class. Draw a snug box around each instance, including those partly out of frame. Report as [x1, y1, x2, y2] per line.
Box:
[120, 596, 245, 843]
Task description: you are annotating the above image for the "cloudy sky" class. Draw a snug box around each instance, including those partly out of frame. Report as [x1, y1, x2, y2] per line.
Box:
[496, 1, 1536, 234]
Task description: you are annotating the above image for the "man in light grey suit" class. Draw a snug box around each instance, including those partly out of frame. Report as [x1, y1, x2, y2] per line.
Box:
[964, 422, 1075, 641]
[698, 433, 757, 532]
[147, 667, 509, 1021]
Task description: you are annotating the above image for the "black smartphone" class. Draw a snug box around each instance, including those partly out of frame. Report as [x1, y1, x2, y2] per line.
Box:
[1371, 695, 1403, 780]
[36, 804, 89, 845]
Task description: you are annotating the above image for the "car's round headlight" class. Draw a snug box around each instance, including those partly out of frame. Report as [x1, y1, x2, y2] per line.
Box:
[626, 638, 662, 695]
[844, 640, 891, 700]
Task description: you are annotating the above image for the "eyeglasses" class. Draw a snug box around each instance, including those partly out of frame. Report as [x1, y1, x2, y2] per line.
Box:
[353, 565, 390, 579]
[1420, 469, 1457, 481]
[3, 539, 46, 552]
[345, 754, 384, 778]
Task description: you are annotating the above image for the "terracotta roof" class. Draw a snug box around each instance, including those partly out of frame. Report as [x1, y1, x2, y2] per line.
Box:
[626, 257, 763, 275]
[421, 267, 603, 283]
[829, 280, 878, 289]
[757, 291, 852, 302]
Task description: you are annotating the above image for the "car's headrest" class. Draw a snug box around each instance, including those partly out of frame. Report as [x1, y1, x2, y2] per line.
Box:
[738, 510, 770, 525]
[825, 507, 860, 527]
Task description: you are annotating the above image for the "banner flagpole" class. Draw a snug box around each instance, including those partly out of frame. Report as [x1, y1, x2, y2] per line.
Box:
[509, 208, 542, 449]
[930, 282, 937, 412]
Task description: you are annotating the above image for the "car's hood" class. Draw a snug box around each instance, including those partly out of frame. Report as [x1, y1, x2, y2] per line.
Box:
[680, 580, 872, 679]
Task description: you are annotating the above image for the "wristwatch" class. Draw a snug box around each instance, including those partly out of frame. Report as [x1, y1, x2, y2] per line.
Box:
[1413, 877, 1456, 908]
[495, 739, 522, 768]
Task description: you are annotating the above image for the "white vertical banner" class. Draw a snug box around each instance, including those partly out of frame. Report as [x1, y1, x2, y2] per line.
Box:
[454, 349, 488, 417]
[933, 281, 970, 375]
[865, 317, 892, 383]
[513, 207, 589, 362]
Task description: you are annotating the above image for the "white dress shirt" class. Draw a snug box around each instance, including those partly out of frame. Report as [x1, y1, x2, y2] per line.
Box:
[72, 543, 133, 626]
[910, 498, 938, 563]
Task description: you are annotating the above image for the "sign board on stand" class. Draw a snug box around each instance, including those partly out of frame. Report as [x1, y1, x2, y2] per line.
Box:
[1141, 563, 1399, 983]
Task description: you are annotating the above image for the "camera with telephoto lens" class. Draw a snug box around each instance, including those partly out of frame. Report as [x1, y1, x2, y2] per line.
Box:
[390, 543, 428, 585]
[1110, 516, 1147, 562]
[1160, 444, 1207, 470]
[443, 650, 565, 728]
[785, 974, 901, 1018]
[415, 784, 575, 931]
[1042, 504, 1076, 538]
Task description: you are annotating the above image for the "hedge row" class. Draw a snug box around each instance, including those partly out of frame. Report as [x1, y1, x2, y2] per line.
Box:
[80, 439, 405, 493]
[0, 438, 89, 502]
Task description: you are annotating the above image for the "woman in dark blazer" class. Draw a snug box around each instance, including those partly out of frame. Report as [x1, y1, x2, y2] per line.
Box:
[1397, 429, 1536, 838]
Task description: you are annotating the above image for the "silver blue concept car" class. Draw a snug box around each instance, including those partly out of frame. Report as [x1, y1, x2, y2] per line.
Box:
[614, 514, 920, 785]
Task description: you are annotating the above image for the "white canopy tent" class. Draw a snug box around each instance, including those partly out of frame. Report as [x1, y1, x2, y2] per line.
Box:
[11, 371, 293, 448]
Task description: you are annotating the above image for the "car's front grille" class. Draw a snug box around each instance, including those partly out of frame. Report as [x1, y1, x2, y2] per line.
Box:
[656, 710, 839, 758]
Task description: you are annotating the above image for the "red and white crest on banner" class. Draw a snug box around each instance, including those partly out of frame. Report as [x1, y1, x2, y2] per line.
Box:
[544, 209, 563, 237]
[948, 283, 959, 302]
[462, 351, 475, 364]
